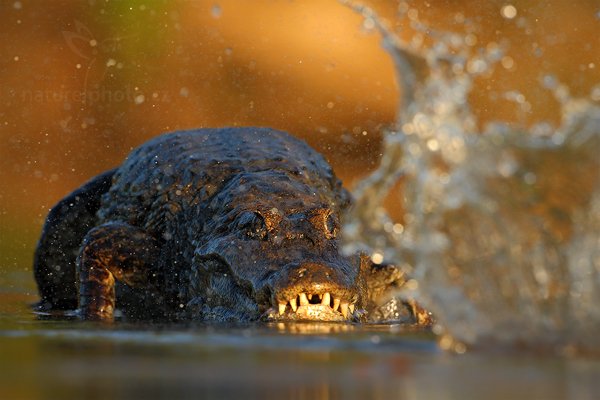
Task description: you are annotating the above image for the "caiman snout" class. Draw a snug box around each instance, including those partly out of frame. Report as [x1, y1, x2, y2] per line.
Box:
[268, 262, 361, 322]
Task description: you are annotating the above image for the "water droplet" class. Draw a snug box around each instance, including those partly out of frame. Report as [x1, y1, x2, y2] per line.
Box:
[439, 335, 453, 350]
[134, 94, 145, 104]
[500, 4, 517, 19]
[371, 252, 384, 264]
[362, 17, 375, 31]
[427, 139, 439, 151]
[407, 8, 419, 21]
[408, 142, 421, 156]
[466, 58, 487, 74]
[392, 224, 404, 234]
[454, 342, 467, 354]
[211, 4, 222, 18]
[501, 56, 514, 69]
[453, 13, 465, 24]
[465, 34, 477, 47]
[497, 153, 518, 177]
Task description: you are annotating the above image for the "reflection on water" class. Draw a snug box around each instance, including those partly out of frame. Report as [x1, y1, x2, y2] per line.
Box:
[1, 293, 599, 400]
[344, 3, 600, 352]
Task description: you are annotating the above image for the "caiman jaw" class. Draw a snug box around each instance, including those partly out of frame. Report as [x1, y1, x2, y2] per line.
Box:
[267, 291, 358, 322]
[264, 261, 364, 322]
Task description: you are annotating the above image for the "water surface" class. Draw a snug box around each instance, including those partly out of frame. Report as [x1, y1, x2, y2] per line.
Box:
[1, 290, 599, 400]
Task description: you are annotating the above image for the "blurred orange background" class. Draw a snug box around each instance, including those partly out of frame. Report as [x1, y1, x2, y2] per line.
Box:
[0, 0, 598, 290]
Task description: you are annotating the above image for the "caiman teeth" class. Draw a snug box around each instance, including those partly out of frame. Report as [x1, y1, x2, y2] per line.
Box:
[332, 298, 340, 311]
[299, 293, 309, 306]
[290, 297, 297, 312]
[340, 302, 349, 318]
[273, 293, 357, 320]
[321, 292, 330, 306]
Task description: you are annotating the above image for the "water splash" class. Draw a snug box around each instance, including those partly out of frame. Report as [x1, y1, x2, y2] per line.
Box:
[342, 2, 600, 352]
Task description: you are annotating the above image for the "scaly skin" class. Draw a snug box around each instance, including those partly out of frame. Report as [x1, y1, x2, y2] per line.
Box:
[34, 127, 426, 324]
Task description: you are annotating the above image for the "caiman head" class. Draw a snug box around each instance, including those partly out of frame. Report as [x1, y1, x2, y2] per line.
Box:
[191, 170, 369, 322]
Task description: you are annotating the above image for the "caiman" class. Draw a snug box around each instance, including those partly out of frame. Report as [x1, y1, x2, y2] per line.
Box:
[33, 127, 429, 324]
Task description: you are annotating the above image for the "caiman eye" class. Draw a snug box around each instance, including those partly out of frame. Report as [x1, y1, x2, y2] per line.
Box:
[237, 211, 268, 241]
[324, 212, 338, 239]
